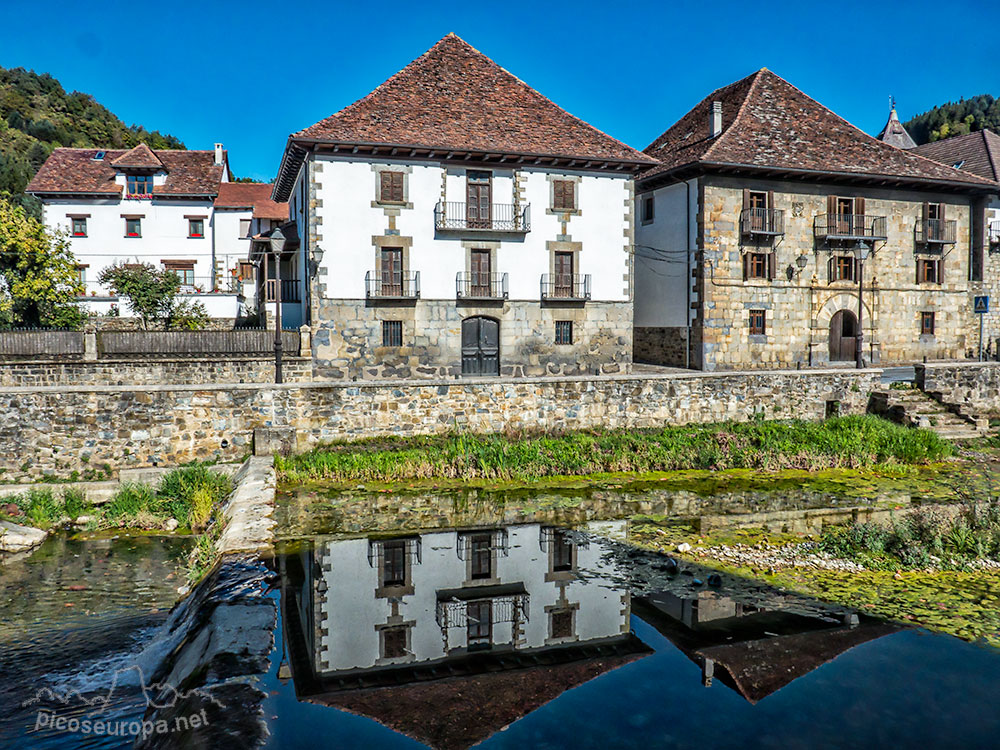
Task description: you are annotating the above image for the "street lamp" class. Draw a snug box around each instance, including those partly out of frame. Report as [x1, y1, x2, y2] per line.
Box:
[269, 226, 286, 384]
[854, 239, 871, 369]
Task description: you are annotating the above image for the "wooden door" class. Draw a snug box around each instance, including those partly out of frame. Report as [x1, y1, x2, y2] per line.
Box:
[380, 248, 402, 296]
[461, 317, 500, 375]
[829, 310, 857, 361]
[470, 249, 491, 296]
[554, 252, 574, 297]
[466, 171, 492, 229]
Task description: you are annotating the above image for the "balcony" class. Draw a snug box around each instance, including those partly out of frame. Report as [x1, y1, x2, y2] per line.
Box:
[265, 279, 301, 303]
[990, 220, 1000, 246]
[456, 272, 508, 301]
[915, 219, 957, 246]
[740, 207, 785, 237]
[814, 214, 888, 241]
[541, 273, 591, 302]
[365, 271, 420, 300]
[434, 201, 531, 233]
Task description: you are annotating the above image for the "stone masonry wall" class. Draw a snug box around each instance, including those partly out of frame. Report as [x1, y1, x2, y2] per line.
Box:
[916, 362, 1000, 414]
[0, 369, 878, 481]
[699, 176, 976, 370]
[312, 299, 632, 380]
[633, 327, 689, 367]
[0, 357, 313, 387]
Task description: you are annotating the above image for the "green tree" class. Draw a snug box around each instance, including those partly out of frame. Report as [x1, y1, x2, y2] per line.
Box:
[0, 197, 85, 329]
[98, 262, 208, 330]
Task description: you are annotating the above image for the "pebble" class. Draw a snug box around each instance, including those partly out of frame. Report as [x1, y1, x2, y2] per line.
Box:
[676, 542, 692, 553]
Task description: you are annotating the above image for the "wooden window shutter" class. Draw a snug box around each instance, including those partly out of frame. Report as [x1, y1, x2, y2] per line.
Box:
[554, 180, 564, 207]
[767, 190, 774, 210]
[939, 203, 946, 221]
[767, 252, 776, 280]
[742, 252, 749, 281]
[916, 259, 923, 284]
[380, 171, 391, 201]
[855, 197, 865, 216]
[828, 255, 835, 282]
[565, 181, 575, 209]
[827, 195, 837, 216]
[922, 201, 930, 221]
[938, 258, 944, 283]
[743, 189, 751, 209]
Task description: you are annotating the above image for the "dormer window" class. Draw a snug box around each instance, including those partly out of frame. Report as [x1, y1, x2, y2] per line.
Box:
[93, 151, 105, 161]
[126, 174, 153, 197]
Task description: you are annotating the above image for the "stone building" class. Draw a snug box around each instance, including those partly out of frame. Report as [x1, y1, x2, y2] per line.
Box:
[634, 69, 1000, 371]
[271, 33, 654, 379]
[913, 129, 1000, 354]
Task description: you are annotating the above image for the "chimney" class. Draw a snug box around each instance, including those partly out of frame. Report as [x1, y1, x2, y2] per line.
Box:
[214, 143, 224, 166]
[710, 102, 723, 138]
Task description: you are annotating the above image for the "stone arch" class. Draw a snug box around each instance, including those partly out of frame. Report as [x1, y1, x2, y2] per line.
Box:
[815, 292, 874, 332]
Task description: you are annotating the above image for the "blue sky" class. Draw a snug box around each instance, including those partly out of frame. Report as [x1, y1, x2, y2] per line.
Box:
[1, 0, 997, 181]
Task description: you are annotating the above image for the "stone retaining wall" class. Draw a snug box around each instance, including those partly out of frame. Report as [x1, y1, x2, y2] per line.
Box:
[634, 326, 689, 367]
[0, 356, 313, 387]
[0, 369, 878, 481]
[916, 362, 1000, 414]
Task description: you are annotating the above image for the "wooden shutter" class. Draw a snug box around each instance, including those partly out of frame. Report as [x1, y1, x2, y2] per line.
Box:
[554, 180, 564, 208]
[767, 190, 775, 210]
[922, 201, 930, 221]
[827, 195, 837, 216]
[916, 259, 923, 285]
[380, 172, 391, 201]
[939, 203, 946, 221]
[854, 197, 865, 216]
[742, 253, 749, 281]
[743, 189, 751, 209]
[938, 258, 944, 283]
[828, 256, 835, 283]
[564, 181, 574, 210]
[767, 252, 776, 280]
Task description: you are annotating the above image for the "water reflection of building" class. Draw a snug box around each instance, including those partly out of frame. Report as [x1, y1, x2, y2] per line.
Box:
[634, 589, 898, 704]
[280, 522, 652, 749]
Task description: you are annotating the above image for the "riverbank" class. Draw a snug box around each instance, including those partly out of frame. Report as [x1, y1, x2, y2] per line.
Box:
[275, 416, 953, 485]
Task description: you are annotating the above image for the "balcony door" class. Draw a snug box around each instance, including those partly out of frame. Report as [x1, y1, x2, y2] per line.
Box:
[466, 171, 492, 229]
[470, 249, 491, 296]
[554, 252, 574, 297]
[380, 247, 403, 296]
[461, 316, 500, 376]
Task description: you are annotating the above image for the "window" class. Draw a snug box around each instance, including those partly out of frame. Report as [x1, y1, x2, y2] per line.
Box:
[382, 320, 402, 347]
[188, 218, 204, 238]
[239, 218, 251, 238]
[379, 171, 404, 203]
[382, 540, 406, 587]
[927, 203, 942, 222]
[467, 600, 492, 648]
[745, 252, 769, 280]
[75, 265, 87, 288]
[917, 258, 942, 284]
[382, 626, 407, 659]
[749, 309, 766, 336]
[470, 249, 492, 296]
[642, 195, 654, 223]
[551, 529, 574, 572]
[71, 217, 87, 237]
[163, 261, 195, 288]
[380, 247, 403, 296]
[555, 320, 573, 345]
[835, 255, 856, 281]
[466, 171, 492, 228]
[126, 174, 153, 196]
[553, 180, 575, 211]
[236, 261, 255, 281]
[921, 311, 935, 335]
[747, 191, 768, 210]
[469, 533, 493, 580]
[125, 217, 141, 237]
[554, 251, 575, 296]
[551, 610, 574, 639]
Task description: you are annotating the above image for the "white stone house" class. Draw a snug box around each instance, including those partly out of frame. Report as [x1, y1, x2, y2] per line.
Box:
[270, 33, 655, 379]
[26, 143, 270, 322]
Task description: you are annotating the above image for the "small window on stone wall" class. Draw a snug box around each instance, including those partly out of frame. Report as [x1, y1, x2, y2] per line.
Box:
[382, 320, 403, 347]
[555, 320, 573, 345]
[921, 311, 935, 335]
[749, 309, 766, 336]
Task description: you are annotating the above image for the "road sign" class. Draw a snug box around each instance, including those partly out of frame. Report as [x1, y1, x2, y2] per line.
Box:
[975, 295, 989, 314]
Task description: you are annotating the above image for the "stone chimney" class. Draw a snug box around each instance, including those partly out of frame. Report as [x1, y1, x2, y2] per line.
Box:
[214, 143, 224, 166]
[710, 102, 723, 138]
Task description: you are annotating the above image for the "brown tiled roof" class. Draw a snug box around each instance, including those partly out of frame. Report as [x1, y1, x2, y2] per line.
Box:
[26, 148, 228, 197]
[109, 142, 163, 168]
[641, 69, 998, 191]
[913, 129, 1000, 182]
[214, 182, 288, 220]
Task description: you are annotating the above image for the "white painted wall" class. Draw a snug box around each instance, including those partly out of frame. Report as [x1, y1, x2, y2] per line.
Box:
[314, 522, 628, 674]
[634, 179, 699, 327]
[310, 155, 631, 302]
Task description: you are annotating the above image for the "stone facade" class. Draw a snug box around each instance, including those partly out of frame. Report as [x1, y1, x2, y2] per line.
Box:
[916, 362, 1000, 414]
[312, 300, 632, 380]
[693, 176, 976, 370]
[634, 327, 689, 367]
[0, 369, 877, 482]
[0, 357, 313, 388]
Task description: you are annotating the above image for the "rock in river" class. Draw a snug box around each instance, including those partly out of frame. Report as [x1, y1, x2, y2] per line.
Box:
[0, 520, 47, 553]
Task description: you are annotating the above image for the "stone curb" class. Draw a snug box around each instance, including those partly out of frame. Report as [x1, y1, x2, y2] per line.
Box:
[215, 456, 276, 555]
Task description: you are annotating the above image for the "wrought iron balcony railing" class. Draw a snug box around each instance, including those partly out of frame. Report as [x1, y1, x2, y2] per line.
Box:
[436, 593, 530, 628]
[990, 220, 1000, 245]
[365, 271, 420, 299]
[456, 272, 508, 300]
[740, 207, 785, 236]
[814, 214, 888, 241]
[915, 219, 957, 245]
[540, 273, 591, 301]
[434, 201, 531, 232]
[264, 279, 301, 303]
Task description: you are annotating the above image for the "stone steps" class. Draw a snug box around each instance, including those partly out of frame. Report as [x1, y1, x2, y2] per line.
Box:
[872, 388, 987, 441]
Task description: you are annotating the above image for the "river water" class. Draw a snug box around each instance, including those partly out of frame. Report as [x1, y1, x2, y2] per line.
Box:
[2, 484, 999, 749]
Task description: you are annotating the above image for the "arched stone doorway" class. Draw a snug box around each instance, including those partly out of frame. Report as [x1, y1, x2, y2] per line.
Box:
[461, 316, 500, 375]
[829, 310, 858, 362]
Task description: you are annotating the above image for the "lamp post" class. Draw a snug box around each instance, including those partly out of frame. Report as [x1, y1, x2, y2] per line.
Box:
[854, 240, 871, 369]
[269, 226, 286, 384]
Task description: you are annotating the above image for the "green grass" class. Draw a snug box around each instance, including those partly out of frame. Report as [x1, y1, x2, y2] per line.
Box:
[276, 416, 953, 484]
[2, 487, 93, 528]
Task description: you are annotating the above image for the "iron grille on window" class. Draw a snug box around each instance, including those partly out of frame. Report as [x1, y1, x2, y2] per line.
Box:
[367, 536, 421, 567]
[382, 320, 403, 347]
[539, 527, 590, 551]
[554, 320, 573, 345]
[435, 594, 530, 628]
[456, 529, 508, 560]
